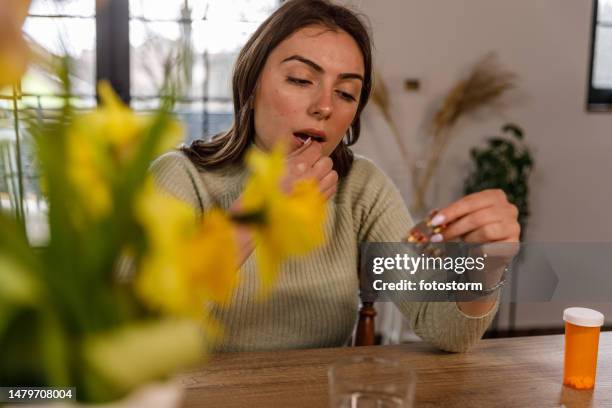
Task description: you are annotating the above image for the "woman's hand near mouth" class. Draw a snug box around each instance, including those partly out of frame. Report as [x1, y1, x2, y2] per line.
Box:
[229, 137, 337, 268]
[283, 137, 338, 200]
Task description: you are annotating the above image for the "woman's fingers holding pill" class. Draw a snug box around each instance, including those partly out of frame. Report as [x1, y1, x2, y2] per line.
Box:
[286, 142, 322, 174]
[441, 207, 505, 240]
[432, 190, 505, 226]
[282, 141, 323, 191]
[282, 142, 336, 201]
[433, 189, 520, 243]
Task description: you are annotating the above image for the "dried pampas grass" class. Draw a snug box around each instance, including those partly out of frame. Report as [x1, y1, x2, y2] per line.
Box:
[411, 52, 518, 213]
[370, 69, 411, 164]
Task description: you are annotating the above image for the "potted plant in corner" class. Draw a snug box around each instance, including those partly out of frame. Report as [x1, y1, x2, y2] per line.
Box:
[463, 123, 533, 235]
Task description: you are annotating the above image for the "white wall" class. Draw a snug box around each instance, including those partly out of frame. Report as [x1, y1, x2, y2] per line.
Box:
[344, 0, 612, 242]
[342, 0, 612, 332]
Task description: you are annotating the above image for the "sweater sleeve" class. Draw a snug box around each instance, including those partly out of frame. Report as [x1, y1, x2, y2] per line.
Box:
[351, 157, 498, 353]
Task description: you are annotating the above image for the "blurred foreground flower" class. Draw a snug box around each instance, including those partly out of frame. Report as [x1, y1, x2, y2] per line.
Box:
[0, 0, 31, 87]
[67, 81, 183, 219]
[136, 182, 239, 316]
[240, 145, 327, 292]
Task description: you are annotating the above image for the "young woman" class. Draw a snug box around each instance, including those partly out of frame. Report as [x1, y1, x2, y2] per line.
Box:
[151, 0, 520, 353]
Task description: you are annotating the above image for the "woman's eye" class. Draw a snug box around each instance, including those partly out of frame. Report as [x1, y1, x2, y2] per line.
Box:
[337, 90, 357, 102]
[287, 76, 312, 86]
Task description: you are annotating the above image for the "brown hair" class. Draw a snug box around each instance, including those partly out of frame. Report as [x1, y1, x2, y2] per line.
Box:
[181, 0, 373, 178]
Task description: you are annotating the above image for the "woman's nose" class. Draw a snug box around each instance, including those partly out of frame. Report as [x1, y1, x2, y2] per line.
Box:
[307, 89, 333, 120]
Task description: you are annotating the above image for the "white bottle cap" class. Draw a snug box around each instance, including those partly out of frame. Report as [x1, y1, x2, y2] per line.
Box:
[563, 307, 604, 328]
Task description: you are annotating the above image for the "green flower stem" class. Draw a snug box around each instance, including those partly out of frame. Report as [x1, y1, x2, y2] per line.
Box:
[11, 83, 26, 231]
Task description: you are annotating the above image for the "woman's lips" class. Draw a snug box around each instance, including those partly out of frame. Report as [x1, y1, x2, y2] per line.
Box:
[292, 134, 310, 149]
[290, 132, 324, 152]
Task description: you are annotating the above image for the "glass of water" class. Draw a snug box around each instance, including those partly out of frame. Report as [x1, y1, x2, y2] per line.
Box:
[328, 356, 416, 408]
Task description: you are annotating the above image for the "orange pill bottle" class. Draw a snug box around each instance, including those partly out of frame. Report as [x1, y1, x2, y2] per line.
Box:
[563, 307, 605, 390]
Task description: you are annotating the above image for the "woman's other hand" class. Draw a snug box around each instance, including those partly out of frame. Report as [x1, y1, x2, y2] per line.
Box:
[432, 189, 520, 317]
[430, 189, 520, 243]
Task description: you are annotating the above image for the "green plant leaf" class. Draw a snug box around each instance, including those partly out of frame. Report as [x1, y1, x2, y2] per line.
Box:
[464, 123, 533, 236]
[502, 123, 524, 139]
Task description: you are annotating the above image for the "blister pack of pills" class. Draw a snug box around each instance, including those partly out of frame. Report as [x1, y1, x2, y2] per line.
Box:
[404, 210, 448, 257]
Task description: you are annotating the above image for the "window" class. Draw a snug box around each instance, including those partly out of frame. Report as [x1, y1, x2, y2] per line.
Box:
[588, 0, 612, 111]
[0, 0, 97, 244]
[22, 0, 97, 108]
[0, 0, 279, 243]
[129, 0, 279, 142]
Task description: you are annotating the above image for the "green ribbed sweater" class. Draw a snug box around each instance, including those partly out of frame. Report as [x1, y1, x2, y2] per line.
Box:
[150, 150, 498, 353]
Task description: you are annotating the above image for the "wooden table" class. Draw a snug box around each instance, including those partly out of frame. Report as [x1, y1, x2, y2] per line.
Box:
[180, 332, 611, 407]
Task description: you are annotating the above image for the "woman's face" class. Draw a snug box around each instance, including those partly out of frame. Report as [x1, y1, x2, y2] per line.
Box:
[253, 25, 365, 156]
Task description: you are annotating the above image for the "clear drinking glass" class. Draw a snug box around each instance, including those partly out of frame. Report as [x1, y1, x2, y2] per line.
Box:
[328, 356, 416, 408]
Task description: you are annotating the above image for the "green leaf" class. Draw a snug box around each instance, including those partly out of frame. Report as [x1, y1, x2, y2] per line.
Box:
[502, 123, 524, 140]
[463, 123, 533, 237]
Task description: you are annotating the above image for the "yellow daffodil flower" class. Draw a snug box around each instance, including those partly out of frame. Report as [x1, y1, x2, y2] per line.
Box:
[85, 81, 183, 163]
[135, 181, 239, 317]
[240, 144, 286, 212]
[240, 145, 327, 292]
[66, 130, 112, 219]
[65, 81, 183, 219]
